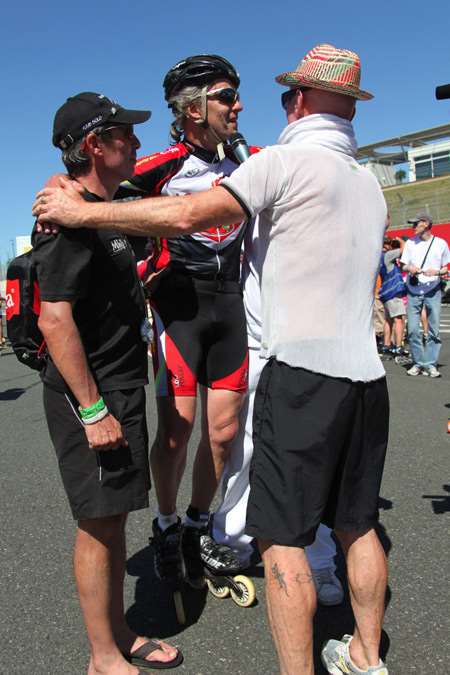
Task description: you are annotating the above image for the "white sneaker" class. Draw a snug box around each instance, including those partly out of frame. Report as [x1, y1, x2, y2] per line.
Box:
[407, 364, 422, 376]
[321, 634, 389, 674]
[312, 568, 344, 606]
[427, 365, 441, 378]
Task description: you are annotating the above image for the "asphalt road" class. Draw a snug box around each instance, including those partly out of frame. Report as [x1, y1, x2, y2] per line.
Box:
[1, 309, 449, 675]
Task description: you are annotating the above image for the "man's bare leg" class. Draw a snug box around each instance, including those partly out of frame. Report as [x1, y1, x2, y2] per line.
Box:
[382, 317, 392, 349]
[335, 528, 388, 670]
[393, 316, 405, 348]
[76, 515, 137, 675]
[150, 396, 196, 515]
[107, 516, 178, 667]
[260, 541, 316, 675]
[191, 387, 243, 513]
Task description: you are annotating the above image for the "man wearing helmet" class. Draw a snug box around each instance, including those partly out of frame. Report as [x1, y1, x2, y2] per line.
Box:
[117, 55, 255, 589]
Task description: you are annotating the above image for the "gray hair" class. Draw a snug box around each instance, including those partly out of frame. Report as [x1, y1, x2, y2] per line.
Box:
[61, 125, 110, 177]
[167, 85, 205, 142]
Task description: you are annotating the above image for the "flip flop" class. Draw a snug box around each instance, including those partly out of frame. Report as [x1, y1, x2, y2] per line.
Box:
[126, 639, 183, 670]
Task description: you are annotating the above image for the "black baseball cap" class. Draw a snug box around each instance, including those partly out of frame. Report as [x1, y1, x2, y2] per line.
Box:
[52, 92, 151, 150]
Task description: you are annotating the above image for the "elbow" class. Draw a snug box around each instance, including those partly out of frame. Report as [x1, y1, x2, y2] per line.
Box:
[177, 206, 198, 235]
[38, 306, 69, 339]
[178, 219, 198, 234]
[175, 196, 209, 235]
[38, 313, 59, 339]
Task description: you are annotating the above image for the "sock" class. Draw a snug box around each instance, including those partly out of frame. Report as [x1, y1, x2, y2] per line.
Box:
[346, 638, 383, 673]
[157, 511, 178, 532]
[184, 505, 209, 530]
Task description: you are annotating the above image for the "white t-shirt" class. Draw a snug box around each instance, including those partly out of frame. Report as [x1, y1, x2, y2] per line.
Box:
[400, 235, 450, 288]
[242, 217, 263, 344]
[222, 116, 387, 382]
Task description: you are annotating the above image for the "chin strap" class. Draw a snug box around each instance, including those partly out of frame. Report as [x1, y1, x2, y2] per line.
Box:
[192, 86, 225, 160]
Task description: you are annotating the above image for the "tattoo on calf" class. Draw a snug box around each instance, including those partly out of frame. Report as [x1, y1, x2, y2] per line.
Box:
[294, 572, 313, 585]
[271, 563, 289, 596]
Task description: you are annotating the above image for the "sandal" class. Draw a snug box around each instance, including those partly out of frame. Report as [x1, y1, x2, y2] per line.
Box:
[125, 639, 183, 670]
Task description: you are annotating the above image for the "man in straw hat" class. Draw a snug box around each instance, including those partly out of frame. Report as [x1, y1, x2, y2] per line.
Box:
[34, 44, 389, 675]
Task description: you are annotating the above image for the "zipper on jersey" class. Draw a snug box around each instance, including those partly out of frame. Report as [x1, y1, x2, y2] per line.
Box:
[214, 227, 222, 276]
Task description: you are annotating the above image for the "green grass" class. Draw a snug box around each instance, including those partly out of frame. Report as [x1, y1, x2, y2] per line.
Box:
[383, 175, 450, 228]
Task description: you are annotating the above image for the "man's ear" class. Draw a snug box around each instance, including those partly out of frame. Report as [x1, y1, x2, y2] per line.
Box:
[184, 98, 204, 124]
[83, 131, 102, 156]
[293, 90, 305, 120]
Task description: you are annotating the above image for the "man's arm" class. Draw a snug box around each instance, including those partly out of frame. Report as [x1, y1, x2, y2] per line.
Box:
[32, 180, 246, 237]
[423, 242, 449, 277]
[39, 301, 126, 451]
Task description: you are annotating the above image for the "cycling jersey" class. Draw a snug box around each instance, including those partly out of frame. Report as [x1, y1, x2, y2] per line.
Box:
[117, 139, 259, 396]
[118, 141, 260, 281]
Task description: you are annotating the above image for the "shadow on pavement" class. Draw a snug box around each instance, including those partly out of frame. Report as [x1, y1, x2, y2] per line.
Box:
[422, 484, 450, 514]
[0, 379, 41, 400]
[125, 543, 207, 638]
[0, 387, 26, 400]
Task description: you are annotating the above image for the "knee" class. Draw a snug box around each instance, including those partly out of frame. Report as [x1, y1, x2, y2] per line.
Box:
[153, 424, 192, 455]
[209, 417, 239, 450]
[334, 526, 374, 553]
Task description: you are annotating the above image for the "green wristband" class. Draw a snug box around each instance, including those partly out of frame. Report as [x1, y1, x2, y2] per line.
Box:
[79, 397, 106, 420]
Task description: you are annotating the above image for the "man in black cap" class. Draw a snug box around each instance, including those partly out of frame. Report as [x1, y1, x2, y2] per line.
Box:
[400, 211, 449, 377]
[32, 92, 181, 674]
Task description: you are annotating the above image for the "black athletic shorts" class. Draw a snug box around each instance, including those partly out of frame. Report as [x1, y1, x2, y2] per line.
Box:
[150, 273, 248, 397]
[246, 359, 389, 547]
[43, 386, 151, 520]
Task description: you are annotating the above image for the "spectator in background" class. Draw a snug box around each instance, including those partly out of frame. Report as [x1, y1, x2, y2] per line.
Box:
[373, 273, 385, 351]
[401, 212, 449, 377]
[379, 237, 407, 357]
[0, 293, 5, 348]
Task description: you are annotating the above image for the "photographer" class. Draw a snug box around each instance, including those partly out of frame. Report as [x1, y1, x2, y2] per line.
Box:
[401, 212, 449, 377]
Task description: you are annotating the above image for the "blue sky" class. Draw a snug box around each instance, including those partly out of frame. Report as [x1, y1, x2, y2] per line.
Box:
[2, 0, 450, 264]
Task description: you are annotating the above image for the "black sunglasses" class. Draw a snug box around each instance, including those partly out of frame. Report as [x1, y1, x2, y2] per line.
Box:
[207, 87, 240, 105]
[97, 124, 135, 139]
[281, 87, 309, 110]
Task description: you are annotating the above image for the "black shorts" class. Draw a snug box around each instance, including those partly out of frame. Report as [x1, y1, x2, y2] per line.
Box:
[246, 359, 389, 547]
[43, 386, 151, 520]
[150, 273, 248, 397]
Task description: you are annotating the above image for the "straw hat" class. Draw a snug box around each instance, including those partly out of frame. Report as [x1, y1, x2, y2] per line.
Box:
[275, 43, 373, 101]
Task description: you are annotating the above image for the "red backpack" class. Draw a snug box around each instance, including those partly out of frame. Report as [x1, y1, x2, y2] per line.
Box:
[5, 250, 47, 371]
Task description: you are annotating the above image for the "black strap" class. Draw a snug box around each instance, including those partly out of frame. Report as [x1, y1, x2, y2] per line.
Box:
[130, 640, 161, 659]
[420, 236, 435, 268]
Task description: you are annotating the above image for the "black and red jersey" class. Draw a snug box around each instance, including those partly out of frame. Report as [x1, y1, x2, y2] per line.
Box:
[116, 141, 260, 282]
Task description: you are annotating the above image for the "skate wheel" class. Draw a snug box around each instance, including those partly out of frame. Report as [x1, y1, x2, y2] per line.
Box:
[230, 575, 256, 607]
[173, 590, 186, 624]
[206, 578, 230, 599]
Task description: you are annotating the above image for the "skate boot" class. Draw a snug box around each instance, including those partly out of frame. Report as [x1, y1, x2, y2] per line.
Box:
[182, 524, 207, 589]
[151, 518, 185, 586]
[200, 533, 256, 608]
[150, 518, 186, 624]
